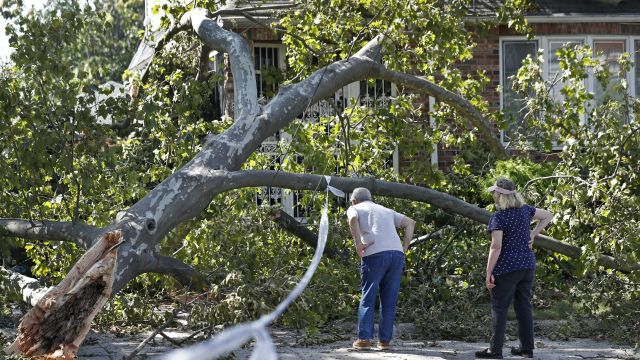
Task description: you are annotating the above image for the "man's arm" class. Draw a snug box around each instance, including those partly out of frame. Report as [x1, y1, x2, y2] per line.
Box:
[399, 216, 416, 253]
[348, 216, 368, 257]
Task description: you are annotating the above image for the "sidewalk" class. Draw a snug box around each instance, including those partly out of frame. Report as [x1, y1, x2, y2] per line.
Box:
[2, 324, 638, 359]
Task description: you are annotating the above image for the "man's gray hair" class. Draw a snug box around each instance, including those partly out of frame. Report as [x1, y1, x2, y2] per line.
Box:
[351, 187, 372, 202]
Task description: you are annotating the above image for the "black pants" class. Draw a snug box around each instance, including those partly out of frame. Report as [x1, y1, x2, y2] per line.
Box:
[490, 268, 535, 355]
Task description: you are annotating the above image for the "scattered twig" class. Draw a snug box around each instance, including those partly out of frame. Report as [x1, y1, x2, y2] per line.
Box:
[424, 228, 465, 275]
[408, 227, 448, 249]
[125, 297, 201, 359]
[177, 325, 215, 345]
[158, 331, 182, 347]
[269, 208, 345, 261]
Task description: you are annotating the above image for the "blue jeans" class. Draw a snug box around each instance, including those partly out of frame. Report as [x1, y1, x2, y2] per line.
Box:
[358, 250, 405, 341]
[490, 268, 535, 355]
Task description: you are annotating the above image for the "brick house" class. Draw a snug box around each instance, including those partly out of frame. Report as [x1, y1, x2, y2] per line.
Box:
[446, 0, 640, 168]
[207, 0, 640, 215]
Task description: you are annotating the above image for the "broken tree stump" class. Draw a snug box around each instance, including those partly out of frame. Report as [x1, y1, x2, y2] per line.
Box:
[5, 231, 123, 359]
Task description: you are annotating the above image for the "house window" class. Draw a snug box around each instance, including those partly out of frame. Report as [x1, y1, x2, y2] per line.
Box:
[593, 40, 626, 103]
[502, 40, 538, 139]
[501, 36, 636, 143]
[548, 40, 583, 102]
[254, 44, 283, 100]
[254, 44, 284, 142]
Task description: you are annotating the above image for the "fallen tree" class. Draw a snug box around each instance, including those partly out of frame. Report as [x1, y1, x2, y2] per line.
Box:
[1, 3, 638, 359]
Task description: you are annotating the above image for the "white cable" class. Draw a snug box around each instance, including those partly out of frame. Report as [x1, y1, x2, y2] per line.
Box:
[159, 178, 333, 360]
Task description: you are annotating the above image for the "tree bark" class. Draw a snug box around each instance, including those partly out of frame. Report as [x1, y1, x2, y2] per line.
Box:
[0, 267, 52, 307]
[0, 219, 98, 248]
[222, 170, 640, 272]
[143, 255, 210, 292]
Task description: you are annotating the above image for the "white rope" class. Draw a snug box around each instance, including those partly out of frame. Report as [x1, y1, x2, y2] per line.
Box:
[159, 177, 339, 360]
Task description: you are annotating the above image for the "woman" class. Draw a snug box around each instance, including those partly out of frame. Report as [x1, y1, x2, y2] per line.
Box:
[476, 177, 553, 359]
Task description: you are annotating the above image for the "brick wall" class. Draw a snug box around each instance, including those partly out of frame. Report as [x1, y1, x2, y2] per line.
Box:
[529, 23, 640, 36]
[247, 28, 280, 42]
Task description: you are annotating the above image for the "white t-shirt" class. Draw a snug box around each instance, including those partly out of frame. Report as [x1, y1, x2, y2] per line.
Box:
[347, 201, 405, 256]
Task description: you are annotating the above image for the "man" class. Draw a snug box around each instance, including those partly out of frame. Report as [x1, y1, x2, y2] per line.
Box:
[347, 187, 415, 351]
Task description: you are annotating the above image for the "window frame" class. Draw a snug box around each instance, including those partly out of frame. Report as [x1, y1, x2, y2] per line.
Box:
[632, 36, 640, 98]
[499, 35, 637, 146]
[589, 36, 631, 104]
[499, 36, 540, 144]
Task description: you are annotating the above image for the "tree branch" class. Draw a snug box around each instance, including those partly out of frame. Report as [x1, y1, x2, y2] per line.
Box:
[136, 3, 298, 86]
[189, 9, 259, 121]
[257, 36, 506, 160]
[366, 63, 509, 159]
[215, 4, 298, 15]
[0, 267, 52, 307]
[125, 301, 195, 360]
[269, 208, 346, 261]
[249, 36, 386, 155]
[408, 227, 447, 249]
[143, 255, 210, 292]
[0, 219, 98, 248]
[221, 170, 639, 272]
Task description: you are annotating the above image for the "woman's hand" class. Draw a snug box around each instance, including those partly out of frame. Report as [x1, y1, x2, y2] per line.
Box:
[529, 235, 535, 249]
[485, 274, 496, 289]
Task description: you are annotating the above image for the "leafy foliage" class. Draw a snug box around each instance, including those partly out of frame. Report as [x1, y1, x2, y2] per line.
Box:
[1, 0, 639, 347]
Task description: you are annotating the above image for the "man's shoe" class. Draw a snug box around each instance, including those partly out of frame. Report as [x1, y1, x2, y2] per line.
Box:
[352, 339, 371, 350]
[475, 348, 504, 359]
[511, 347, 534, 358]
[377, 341, 390, 351]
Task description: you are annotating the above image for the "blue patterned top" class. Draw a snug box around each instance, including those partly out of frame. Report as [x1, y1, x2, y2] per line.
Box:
[487, 204, 537, 275]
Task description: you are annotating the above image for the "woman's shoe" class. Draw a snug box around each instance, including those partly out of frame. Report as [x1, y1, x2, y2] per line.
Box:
[511, 347, 534, 358]
[475, 348, 504, 359]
